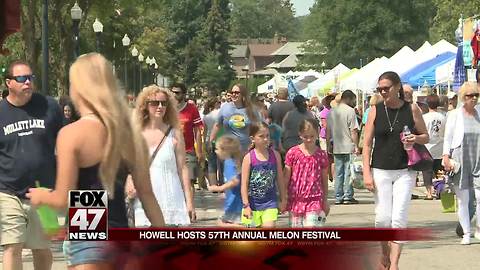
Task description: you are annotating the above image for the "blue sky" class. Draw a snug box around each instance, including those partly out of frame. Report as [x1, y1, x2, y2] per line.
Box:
[291, 0, 315, 17]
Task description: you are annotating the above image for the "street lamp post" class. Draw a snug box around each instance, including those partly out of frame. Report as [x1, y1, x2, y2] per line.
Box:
[131, 46, 138, 94]
[145, 56, 151, 85]
[151, 57, 157, 84]
[138, 53, 144, 90]
[242, 65, 249, 89]
[92, 18, 103, 52]
[122, 34, 130, 91]
[70, 2, 82, 59]
[154, 63, 159, 85]
[41, 0, 48, 95]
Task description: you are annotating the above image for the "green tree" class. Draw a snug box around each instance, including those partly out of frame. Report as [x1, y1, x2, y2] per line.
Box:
[430, 0, 480, 43]
[302, 0, 436, 68]
[296, 40, 328, 71]
[197, 0, 235, 92]
[0, 0, 172, 96]
[158, 0, 211, 86]
[196, 51, 229, 92]
[229, 0, 299, 39]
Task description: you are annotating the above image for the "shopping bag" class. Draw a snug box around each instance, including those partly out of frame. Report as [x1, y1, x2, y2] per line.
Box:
[467, 68, 478, 82]
[350, 156, 365, 189]
[440, 191, 456, 213]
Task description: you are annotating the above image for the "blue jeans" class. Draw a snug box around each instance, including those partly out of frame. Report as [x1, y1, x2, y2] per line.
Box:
[334, 154, 354, 202]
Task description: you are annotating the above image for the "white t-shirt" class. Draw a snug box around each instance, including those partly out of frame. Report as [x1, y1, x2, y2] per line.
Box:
[203, 109, 219, 141]
[423, 111, 446, 159]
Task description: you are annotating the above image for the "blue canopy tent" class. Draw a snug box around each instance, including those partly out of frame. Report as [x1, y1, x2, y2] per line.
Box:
[400, 52, 455, 87]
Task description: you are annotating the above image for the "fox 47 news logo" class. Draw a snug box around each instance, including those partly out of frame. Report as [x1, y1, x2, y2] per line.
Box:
[68, 190, 108, 240]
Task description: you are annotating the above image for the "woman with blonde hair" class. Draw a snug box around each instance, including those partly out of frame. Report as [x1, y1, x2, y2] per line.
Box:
[26, 53, 164, 268]
[443, 82, 480, 245]
[130, 85, 194, 226]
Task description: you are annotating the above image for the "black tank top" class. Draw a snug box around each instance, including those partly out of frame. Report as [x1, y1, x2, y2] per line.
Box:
[371, 102, 414, 170]
[78, 164, 129, 228]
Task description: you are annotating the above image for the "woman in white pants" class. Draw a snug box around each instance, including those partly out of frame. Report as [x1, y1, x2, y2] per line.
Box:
[363, 71, 429, 270]
[442, 82, 480, 245]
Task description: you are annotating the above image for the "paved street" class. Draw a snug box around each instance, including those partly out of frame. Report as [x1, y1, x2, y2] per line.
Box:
[2, 183, 479, 269]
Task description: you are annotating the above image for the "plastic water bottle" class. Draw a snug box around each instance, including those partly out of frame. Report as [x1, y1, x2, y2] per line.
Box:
[318, 211, 327, 225]
[402, 126, 413, 150]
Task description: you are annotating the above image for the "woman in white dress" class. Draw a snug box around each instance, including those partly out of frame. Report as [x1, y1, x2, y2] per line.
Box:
[130, 85, 194, 226]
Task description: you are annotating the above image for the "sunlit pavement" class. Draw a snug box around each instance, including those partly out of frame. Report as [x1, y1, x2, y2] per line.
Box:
[2, 182, 479, 269]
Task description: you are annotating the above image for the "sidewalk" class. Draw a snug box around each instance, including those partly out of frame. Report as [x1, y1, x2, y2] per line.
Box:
[3, 184, 479, 269]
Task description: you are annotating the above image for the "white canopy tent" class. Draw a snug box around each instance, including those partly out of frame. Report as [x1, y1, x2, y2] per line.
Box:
[385, 46, 415, 73]
[338, 40, 458, 93]
[392, 41, 434, 75]
[435, 58, 456, 85]
[340, 57, 390, 93]
[307, 63, 350, 92]
[431, 39, 457, 55]
[257, 73, 288, 93]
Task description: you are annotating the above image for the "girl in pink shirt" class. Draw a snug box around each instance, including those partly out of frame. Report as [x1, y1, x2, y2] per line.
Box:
[285, 119, 330, 227]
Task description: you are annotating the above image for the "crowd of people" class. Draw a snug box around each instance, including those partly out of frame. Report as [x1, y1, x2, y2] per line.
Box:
[0, 53, 479, 270]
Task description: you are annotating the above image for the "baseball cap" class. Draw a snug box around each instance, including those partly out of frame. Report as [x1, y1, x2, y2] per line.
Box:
[447, 92, 457, 99]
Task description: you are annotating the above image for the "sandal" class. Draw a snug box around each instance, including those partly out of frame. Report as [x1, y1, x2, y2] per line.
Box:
[379, 256, 391, 270]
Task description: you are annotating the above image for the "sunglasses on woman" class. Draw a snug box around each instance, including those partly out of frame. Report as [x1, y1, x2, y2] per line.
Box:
[375, 85, 392, 93]
[8, 74, 35, 83]
[465, 93, 479, 98]
[147, 100, 168, 107]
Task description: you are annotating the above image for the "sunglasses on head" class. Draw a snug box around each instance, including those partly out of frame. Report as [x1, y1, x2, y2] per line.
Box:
[465, 93, 479, 98]
[8, 74, 35, 83]
[147, 100, 168, 107]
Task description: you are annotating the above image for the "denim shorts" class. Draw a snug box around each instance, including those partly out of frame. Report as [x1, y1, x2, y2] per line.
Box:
[63, 240, 115, 266]
[186, 152, 198, 180]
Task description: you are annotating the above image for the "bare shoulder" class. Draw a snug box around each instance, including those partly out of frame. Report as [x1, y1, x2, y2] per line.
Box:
[242, 152, 251, 163]
[411, 103, 421, 114]
[57, 122, 82, 142]
[61, 118, 106, 147]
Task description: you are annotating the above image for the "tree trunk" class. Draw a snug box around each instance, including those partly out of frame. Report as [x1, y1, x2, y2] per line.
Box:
[21, 0, 40, 74]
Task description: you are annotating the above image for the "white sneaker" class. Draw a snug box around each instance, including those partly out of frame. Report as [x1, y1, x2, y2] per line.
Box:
[474, 231, 480, 241]
[461, 236, 471, 245]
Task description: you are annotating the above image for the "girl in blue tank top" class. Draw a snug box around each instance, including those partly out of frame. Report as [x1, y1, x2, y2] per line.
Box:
[241, 122, 286, 227]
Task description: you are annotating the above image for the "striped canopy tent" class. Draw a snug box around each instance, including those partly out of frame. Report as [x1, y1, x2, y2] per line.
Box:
[307, 63, 350, 92]
[315, 68, 358, 95]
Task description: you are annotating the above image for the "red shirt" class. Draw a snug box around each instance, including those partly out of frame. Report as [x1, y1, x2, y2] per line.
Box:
[178, 101, 203, 153]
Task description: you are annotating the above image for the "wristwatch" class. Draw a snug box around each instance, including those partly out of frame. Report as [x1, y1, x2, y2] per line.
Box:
[242, 203, 250, 208]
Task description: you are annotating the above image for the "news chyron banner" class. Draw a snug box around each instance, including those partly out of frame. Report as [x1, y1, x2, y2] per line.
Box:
[108, 228, 430, 242]
[68, 190, 108, 240]
[67, 190, 431, 243]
